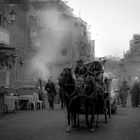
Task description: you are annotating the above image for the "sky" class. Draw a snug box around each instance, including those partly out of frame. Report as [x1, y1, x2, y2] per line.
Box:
[67, 0, 140, 58]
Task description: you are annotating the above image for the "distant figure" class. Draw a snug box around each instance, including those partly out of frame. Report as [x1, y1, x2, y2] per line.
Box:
[130, 78, 140, 107]
[74, 59, 88, 79]
[118, 81, 129, 107]
[45, 78, 56, 109]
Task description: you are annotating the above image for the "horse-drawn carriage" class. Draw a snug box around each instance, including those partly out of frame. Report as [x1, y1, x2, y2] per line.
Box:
[59, 58, 112, 132]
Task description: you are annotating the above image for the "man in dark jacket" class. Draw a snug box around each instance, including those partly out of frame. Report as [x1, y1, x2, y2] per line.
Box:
[45, 78, 56, 109]
[74, 59, 88, 78]
[118, 81, 129, 107]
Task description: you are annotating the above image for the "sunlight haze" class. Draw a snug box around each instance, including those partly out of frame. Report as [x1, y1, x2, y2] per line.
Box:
[67, 0, 140, 58]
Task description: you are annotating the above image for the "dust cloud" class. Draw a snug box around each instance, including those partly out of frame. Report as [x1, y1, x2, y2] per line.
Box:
[30, 8, 70, 82]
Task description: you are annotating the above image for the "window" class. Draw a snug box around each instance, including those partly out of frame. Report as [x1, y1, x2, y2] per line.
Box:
[81, 25, 86, 36]
[61, 48, 67, 56]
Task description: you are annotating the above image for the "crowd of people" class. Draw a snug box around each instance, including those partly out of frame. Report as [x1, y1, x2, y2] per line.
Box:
[116, 77, 140, 108]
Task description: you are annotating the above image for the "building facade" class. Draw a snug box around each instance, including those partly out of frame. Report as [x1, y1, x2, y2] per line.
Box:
[3, 0, 30, 86]
[0, 0, 16, 87]
[122, 34, 140, 80]
[29, 0, 93, 81]
[0, 0, 93, 86]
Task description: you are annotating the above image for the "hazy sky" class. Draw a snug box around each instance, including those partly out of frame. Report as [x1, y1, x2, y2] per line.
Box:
[67, 0, 140, 58]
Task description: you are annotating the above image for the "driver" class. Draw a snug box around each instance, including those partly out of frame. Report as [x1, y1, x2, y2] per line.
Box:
[74, 59, 88, 79]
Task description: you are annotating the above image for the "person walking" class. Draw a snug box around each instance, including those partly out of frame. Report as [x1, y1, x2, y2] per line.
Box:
[130, 78, 140, 107]
[118, 80, 129, 107]
[45, 78, 56, 109]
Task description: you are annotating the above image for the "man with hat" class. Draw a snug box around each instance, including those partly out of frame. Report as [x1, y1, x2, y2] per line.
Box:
[118, 80, 129, 107]
[45, 77, 57, 109]
[74, 59, 88, 79]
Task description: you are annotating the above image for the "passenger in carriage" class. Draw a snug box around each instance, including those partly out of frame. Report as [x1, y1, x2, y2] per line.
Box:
[74, 59, 88, 79]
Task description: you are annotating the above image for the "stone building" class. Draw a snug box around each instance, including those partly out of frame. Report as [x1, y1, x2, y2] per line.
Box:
[121, 34, 140, 80]
[104, 57, 121, 78]
[3, 0, 30, 86]
[0, 0, 93, 86]
[0, 0, 17, 87]
[29, 0, 93, 81]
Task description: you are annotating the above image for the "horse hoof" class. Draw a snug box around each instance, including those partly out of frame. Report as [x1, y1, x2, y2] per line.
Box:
[90, 128, 95, 132]
[66, 127, 71, 133]
[96, 124, 100, 128]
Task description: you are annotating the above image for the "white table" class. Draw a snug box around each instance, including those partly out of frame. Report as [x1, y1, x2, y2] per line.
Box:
[18, 95, 36, 110]
[4, 96, 19, 112]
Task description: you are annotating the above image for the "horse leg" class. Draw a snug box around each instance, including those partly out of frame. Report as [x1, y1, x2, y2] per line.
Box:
[90, 104, 96, 132]
[85, 113, 89, 128]
[108, 100, 111, 119]
[85, 103, 89, 128]
[96, 113, 100, 127]
[77, 114, 80, 128]
[104, 100, 107, 123]
[60, 97, 63, 109]
[66, 111, 71, 132]
[62, 100, 64, 109]
[96, 99, 101, 127]
[104, 108, 107, 123]
[72, 113, 76, 128]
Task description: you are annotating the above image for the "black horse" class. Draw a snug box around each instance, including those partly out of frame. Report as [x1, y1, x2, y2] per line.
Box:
[58, 68, 81, 132]
[59, 67, 105, 132]
[82, 76, 104, 131]
[83, 73, 111, 130]
[59, 86, 65, 109]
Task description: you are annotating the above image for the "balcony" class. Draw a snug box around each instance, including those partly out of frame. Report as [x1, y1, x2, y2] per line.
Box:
[0, 27, 9, 46]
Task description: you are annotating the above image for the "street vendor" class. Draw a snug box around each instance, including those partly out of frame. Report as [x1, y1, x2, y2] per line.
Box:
[74, 59, 88, 78]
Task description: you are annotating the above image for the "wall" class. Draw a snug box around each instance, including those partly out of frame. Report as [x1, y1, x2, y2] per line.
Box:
[0, 0, 4, 27]
[4, 3, 29, 86]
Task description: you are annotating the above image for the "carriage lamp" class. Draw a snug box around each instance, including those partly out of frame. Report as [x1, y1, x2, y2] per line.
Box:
[4, 9, 16, 25]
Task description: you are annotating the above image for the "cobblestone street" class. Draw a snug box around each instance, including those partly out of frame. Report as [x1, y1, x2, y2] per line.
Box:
[0, 99, 140, 140]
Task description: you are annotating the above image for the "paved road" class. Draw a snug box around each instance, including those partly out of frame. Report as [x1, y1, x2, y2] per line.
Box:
[0, 103, 140, 140]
